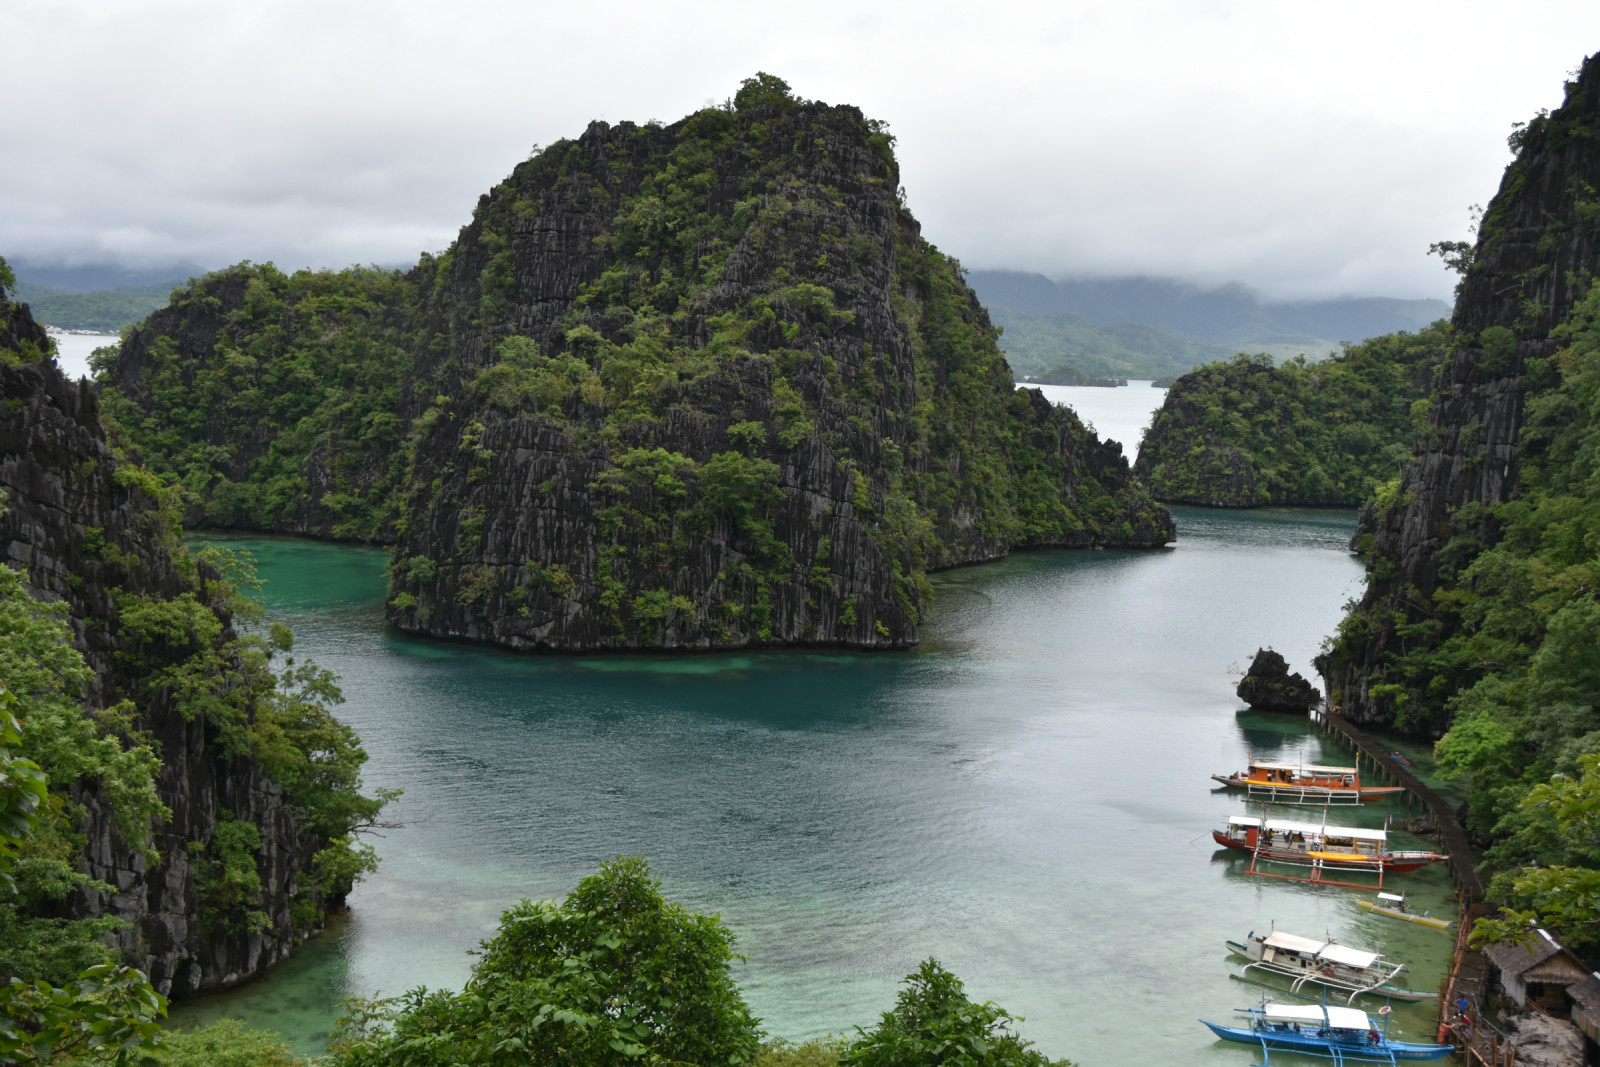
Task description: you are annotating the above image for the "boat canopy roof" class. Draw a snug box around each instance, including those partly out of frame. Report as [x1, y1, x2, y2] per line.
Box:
[1248, 760, 1357, 775]
[1228, 815, 1262, 828]
[1319, 943, 1381, 969]
[1377, 892, 1407, 903]
[1262, 817, 1387, 842]
[1264, 931, 1326, 954]
[1263, 1003, 1372, 1030]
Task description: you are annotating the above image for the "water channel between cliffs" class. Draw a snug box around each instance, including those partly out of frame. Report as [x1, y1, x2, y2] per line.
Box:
[168, 385, 1461, 1064]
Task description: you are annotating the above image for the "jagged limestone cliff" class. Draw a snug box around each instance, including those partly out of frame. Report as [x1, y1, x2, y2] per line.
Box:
[99, 76, 1173, 653]
[1317, 53, 1600, 731]
[0, 281, 377, 996]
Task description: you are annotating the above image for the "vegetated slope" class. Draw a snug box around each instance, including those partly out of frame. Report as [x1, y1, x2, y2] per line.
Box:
[1133, 328, 1448, 507]
[100, 75, 1173, 655]
[14, 279, 185, 331]
[385, 76, 1171, 652]
[1313, 53, 1600, 950]
[983, 304, 1234, 381]
[0, 260, 385, 996]
[101, 265, 417, 540]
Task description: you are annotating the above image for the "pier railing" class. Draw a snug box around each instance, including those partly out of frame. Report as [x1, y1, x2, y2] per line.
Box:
[1309, 703, 1503, 1063]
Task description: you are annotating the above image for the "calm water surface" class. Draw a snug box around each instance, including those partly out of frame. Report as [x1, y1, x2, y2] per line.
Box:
[168, 511, 1458, 1063]
[168, 393, 1457, 1063]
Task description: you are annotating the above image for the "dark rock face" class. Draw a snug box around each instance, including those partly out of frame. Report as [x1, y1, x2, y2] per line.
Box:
[385, 100, 1173, 652]
[1236, 648, 1321, 712]
[0, 295, 325, 997]
[1318, 55, 1600, 730]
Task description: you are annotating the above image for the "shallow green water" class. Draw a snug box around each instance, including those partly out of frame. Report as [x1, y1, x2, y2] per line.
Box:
[167, 508, 1460, 1063]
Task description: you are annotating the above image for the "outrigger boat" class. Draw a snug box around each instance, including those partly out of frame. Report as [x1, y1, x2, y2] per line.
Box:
[1226, 929, 1437, 1003]
[1354, 892, 1453, 930]
[1214, 815, 1448, 888]
[1201, 1001, 1453, 1062]
[1212, 759, 1404, 805]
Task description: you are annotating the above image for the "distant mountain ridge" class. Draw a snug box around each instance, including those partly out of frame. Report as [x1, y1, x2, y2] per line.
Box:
[9, 259, 207, 294]
[6, 260, 204, 331]
[969, 270, 1451, 368]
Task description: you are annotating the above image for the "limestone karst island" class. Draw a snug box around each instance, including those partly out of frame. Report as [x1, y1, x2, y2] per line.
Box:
[3, 41, 1600, 1067]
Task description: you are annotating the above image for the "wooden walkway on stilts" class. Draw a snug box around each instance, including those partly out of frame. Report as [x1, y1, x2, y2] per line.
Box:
[1309, 704, 1511, 1063]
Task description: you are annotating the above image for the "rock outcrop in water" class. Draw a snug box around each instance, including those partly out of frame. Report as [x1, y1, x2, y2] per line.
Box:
[0, 283, 346, 997]
[1236, 648, 1321, 712]
[1316, 54, 1600, 731]
[99, 76, 1174, 654]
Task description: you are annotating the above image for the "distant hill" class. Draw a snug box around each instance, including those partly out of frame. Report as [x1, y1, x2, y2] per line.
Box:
[6, 259, 204, 331]
[14, 280, 184, 332]
[989, 306, 1234, 381]
[970, 271, 1451, 370]
[9, 259, 206, 294]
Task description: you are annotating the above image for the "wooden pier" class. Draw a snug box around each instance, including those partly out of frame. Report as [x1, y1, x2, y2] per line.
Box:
[1310, 704, 1484, 899]
[1309, 704, 1507, 1063]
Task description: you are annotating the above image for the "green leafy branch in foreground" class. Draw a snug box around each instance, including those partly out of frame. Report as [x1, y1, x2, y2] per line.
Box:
[323, 856, 1074, 1067]
[0, 687, 166, 1065]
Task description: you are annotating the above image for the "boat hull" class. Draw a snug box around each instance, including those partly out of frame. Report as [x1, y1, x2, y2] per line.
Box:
[1354, 898, 1453, 929]
[1201, 1019, 1453, 1060]
[1212, 774, 1405, 800]
[1211, 830, 1442, 872]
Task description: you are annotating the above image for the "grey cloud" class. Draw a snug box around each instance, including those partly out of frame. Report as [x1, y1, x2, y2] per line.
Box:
[5, 0, 1597, 300]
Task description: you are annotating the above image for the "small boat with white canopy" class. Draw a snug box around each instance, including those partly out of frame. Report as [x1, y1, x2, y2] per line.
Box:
[1226, 929, 1437, 1003]
[1213, 814, 1447, 888]
[1212, 758, 1404, 805]
[1200, 1001, 1453, 1062]
[1354, 893, 1453, 930]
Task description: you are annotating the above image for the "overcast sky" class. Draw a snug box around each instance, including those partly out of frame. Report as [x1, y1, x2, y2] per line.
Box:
[6, 1, 1598, 301]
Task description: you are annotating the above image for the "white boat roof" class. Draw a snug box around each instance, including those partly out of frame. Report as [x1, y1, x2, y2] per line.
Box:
[1319, 943, 1381, 968]
[1264, 931, 1326, 954]
[1264, 1003, 1372, 1030]
[1228, 815, 1262, 828]
[1377, 892, 1407, 903]
[1262, 817, 1387, 842]
[1249, 760, 1358, 774]
[1260, 931, 1382, 968]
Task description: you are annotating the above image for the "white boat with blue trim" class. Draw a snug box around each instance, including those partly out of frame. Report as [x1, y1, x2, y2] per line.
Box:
[1201, 1001, 1453, 1062]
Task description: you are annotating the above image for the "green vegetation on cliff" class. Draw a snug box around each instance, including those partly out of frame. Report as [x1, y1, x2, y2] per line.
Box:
[96, 73, 1171, 652]
[1133, 327, 1448, 506]
[1327, 287, 1600, 950]
[98, 264, 416, 539]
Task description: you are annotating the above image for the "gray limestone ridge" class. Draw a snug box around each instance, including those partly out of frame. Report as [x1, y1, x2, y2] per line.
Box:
[0, 292, 328, 997]
[1316, 51, 1600, 730]
[382, 100, 1173, 652]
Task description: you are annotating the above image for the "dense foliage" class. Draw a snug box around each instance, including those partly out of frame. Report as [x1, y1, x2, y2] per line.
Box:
[98, 264, 417, 540]
[0, 687, 167, 1065]
[325, 858, 1071, 1067]
[1134, 327, 1448, 506]
[328, 857, 762, 1067]
[1321, 287, 1600, 949]
[843, 960, 1072, 1067]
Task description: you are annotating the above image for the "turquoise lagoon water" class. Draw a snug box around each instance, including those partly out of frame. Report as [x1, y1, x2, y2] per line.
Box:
[166, 503, 1462, 1064]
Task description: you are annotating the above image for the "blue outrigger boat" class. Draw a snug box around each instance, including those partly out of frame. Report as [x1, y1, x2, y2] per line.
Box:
[1201, 1002, 1453, 1062]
